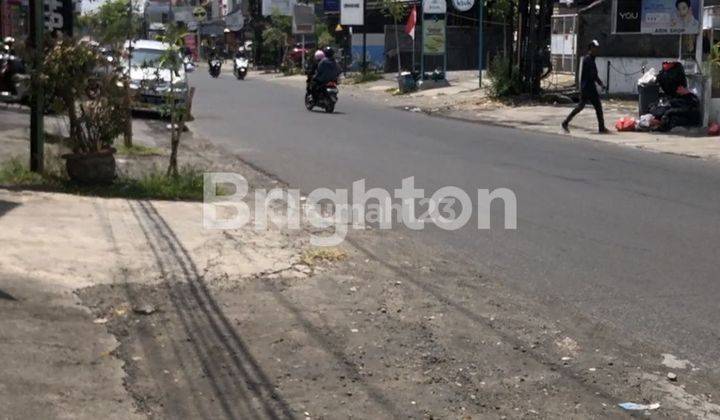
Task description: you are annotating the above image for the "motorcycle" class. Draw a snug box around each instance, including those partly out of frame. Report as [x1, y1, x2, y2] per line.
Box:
[305, 81, 338, 113]
[208, 58, 222, 78]
[0, 44, 29, 104]
[233, 56, 248, 80]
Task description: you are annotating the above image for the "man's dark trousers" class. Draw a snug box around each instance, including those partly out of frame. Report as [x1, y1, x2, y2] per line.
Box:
[564, 90, 605, 130]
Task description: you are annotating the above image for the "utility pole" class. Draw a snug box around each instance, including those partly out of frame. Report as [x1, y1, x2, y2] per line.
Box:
[29, 0, 44, 172]
[477, 0, 483, 88]
[361, 0, 366, 72]
[124, 0, 134, 147]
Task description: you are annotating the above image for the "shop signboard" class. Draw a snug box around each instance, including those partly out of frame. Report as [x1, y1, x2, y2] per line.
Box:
[451, 0, 474, 12]
[423, 0, 447, 14]
[44, 0, 75, 36]
[292, 3, 315, 34]
[341, 0, 363, 25]
[613, 0, 701, 34]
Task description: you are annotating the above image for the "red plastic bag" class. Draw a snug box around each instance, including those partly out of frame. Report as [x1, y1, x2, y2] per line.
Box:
[615, 117, 636, 132]
[708, 122, 720, 136]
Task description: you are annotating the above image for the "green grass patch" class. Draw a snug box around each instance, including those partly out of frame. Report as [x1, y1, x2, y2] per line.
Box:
[0, 158, 204, 201]
[0, 158, 48, 185]
[116, 144, 163, 156]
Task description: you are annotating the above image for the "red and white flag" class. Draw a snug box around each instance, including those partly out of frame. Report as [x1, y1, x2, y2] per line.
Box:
[405, 5, 417, 40]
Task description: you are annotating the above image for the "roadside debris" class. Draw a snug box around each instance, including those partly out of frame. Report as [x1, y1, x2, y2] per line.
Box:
[667, 372, 678, 381]
[618, 402, 660, 411]
[661, 353, 693, 370]
[133, 304, 157, 315]
[93, 317, 108, 324]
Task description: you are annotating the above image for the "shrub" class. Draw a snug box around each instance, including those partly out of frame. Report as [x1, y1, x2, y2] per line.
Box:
[42, 38, 127, 153]
[487, 56, 523, 98]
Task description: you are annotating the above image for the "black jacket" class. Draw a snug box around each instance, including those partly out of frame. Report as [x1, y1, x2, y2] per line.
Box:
[580, 54, 602, 94]
[313, 58, 340, 84]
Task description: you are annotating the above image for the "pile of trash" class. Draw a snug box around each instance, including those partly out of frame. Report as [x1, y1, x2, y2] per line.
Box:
[615, 61, 702, 133]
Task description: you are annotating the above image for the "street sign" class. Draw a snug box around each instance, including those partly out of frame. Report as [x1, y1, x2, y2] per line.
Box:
[44, 0, 75, 36]
[423, 0, 447, 15]
[341, 0, 364, 25]
[292, 4, 315, 34]
[262, 0, 298, 16]
[451, 0, 474, 12]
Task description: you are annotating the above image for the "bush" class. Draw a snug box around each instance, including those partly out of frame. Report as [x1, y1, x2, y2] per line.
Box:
[42, 38, 127, 153]
[487, 56, 523, 98]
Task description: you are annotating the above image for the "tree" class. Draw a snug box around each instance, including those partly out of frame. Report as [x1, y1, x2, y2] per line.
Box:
[80, 0, 140, 46]
[156, 24, 190, 177]
[380, 0, 408, 77]
[81, 0, 140, 148]
[262, 10, 292, 68]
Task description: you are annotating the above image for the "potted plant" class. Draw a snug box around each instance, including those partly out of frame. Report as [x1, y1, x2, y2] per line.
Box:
[42, 38, 127, 184]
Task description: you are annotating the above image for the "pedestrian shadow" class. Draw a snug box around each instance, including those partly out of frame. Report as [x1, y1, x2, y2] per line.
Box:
[129, 200, 295, 420]
[0, 199, 20, 219]
[0, 289, 17, 301]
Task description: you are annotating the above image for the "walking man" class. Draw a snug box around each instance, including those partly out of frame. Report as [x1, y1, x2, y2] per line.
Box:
[563, 40, 608, 133]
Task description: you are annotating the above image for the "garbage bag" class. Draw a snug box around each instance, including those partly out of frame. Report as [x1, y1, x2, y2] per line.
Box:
[656, 61, 687, 96]
[637, 68, 657, 86]
[638, 113, 657, 130]
[615, 116, 636, 132]
[708, 122, 720, 136]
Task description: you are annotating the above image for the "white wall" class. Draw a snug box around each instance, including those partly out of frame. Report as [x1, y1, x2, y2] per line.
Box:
[594, 56, 702, 95]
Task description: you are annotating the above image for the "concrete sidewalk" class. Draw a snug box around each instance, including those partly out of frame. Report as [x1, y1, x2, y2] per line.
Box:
[0, 188, 304, 419]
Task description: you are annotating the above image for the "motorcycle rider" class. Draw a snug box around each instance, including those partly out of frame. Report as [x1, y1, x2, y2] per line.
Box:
[311, 46, 340, 101]
[0, 37, 24, 96]
[306, 50, 324, 98]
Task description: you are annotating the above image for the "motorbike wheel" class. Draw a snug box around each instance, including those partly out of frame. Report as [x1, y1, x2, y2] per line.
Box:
[324, 102, 335, 114]
[238, 72, 246, 80]
[304, 93, 314, 111]
[234, 71, 242, 80]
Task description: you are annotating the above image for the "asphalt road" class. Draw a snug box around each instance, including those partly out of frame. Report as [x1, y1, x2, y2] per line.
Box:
[188, 70, 720, 371]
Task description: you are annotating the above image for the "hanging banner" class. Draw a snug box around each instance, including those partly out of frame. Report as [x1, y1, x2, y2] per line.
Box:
[423, 0, 447, 14]
[452, 0, 475, 12]
[341, 0, 364, 25]
[423, 17, 446, 55]
[44, 0, 75, 36]
[641, 0, 700, 34]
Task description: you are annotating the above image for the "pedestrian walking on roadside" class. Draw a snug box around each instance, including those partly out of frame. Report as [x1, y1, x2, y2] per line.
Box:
[562, 40, 609, 133]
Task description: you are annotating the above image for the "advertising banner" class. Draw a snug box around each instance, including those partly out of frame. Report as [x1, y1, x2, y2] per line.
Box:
[423, 17, 446, 55]
[641, 0, 700, 34]
[341, 0, 363, 25]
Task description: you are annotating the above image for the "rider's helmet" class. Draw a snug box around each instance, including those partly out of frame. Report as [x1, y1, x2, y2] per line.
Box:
[314, 50, 325, 61]
[323, 46, 335, 59]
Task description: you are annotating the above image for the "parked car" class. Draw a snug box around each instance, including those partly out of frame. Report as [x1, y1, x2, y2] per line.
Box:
[122, 39, 193, 115]
[289, 42, 316, 66]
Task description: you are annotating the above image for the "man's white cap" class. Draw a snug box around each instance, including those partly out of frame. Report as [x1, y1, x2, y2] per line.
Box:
[590, 39, 600, 47]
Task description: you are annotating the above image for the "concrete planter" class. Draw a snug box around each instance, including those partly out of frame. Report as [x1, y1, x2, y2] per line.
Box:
[62, 148, 116, 185]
